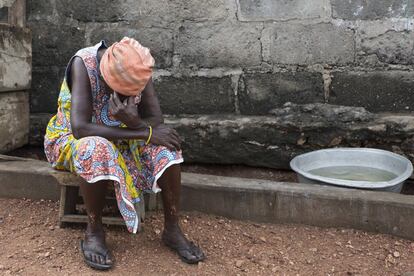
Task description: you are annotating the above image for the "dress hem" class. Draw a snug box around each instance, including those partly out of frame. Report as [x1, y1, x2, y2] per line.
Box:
[88, 175, 121, 183]
[152, 158, 184, 193]
[87, 174, 139, 233]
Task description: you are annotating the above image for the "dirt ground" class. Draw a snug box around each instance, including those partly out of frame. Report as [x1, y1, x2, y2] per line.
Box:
[0, 198, 414, 275]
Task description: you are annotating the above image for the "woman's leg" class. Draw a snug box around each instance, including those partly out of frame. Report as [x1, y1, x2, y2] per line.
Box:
[158, 164, 181, 229]
[157, 164, 205, 263]
[79, 180, 113, 266]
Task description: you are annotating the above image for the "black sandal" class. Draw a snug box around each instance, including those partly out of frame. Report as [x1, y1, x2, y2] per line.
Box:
[80, 240, 113, 270]
[162, 235, 206, 264]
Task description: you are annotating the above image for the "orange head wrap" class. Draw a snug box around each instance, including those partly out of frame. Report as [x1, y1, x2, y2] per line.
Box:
[99, 37, 155, 96]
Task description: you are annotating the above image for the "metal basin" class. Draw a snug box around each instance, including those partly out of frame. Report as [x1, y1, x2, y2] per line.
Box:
[290, 148, 413, 193]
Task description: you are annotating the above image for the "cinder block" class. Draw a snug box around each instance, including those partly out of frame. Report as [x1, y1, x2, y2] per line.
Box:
[56, 0, 232, 25]
[332, 0, 414, 20]
[330, 71, 414, 112]
[262, 23, 354, 65]
[27, 0, 54, 21]
[28, 20, 86, 67]
[237, 0, 329, 21]
[0, 24, 31, 92]
[359, 29, 414, 65]
[0, 91, 29, 152]
[176, 22, 262, 68]
[155, 75, 235, 115]
[30, 66, 65, 113]
[29, 113, 53, 146]
[239, 72, 324, 115]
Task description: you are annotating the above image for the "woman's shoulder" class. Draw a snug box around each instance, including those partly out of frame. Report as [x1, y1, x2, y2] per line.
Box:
[75, 46, 96, 58]
[74, 41, 104, 63]
[71, 56, 88, 72]
[73, 48, 98, 74]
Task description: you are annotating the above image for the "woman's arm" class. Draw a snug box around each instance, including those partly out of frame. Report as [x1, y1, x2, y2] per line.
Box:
[136, 79, 182, 148]
[70, 57, 150, 141]
[138, 78, 164, 127]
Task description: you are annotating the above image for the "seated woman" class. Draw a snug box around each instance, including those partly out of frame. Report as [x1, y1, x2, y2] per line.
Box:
[44, 37, 205, 270]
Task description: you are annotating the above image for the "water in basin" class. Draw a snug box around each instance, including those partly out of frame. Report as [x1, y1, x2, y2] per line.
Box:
[308, 166, 398, 182]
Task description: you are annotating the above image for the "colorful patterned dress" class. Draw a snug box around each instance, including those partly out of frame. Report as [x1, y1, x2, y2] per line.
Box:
[44, 41, 183, 234]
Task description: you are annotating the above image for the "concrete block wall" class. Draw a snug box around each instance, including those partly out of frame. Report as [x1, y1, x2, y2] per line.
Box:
[0, 0, 31, 153]
[27, 0, 414, 168]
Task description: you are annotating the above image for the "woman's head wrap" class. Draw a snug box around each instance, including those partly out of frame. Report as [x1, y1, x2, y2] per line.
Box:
[100, 37, 154, 96]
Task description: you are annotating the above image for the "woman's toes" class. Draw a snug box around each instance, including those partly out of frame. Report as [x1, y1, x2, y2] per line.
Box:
[84, 252, 92, 262]
[99, 255, 105, 264]
[195, 249, 205, 259]
[189, 243, 204, 259]
[106, 255, 113, 265]
[96, 254, 102, 265]
[182, 250, 197, 262]
[90, 254, 96, 264]
[192, 249, 204, 260]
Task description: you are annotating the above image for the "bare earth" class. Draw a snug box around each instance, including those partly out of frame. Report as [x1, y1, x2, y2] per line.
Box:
[0, 198, 413, 276]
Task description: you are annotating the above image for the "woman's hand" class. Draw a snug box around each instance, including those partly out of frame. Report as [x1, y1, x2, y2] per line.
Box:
[150, 124, 181, 150]
[109, 92, 144, 129]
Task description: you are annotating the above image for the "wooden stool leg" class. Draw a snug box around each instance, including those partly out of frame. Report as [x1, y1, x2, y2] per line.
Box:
[136, 194, 146, 221]
[148, 194, 158, 211]
[156, 193, 163, 210]
[144, 193, 162, 213]
[58, 186, 79, 228]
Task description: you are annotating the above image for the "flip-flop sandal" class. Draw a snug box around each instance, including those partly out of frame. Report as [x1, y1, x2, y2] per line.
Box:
[80, 240, 113, 270]
[162, 237, 206, 264]
[188, 241, 206, 260]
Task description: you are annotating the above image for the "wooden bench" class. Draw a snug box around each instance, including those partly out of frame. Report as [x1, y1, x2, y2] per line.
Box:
[58, 175, 162, 232]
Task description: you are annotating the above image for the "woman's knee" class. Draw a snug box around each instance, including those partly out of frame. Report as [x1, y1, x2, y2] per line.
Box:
[76, 136, 117, 160]
[153, 145, 181, 158]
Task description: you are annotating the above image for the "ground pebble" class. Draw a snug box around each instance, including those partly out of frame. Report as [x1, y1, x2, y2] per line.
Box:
[259, 260, 269, 267]
[393, 251, 400, 258]
[235, 260, 244, 268]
